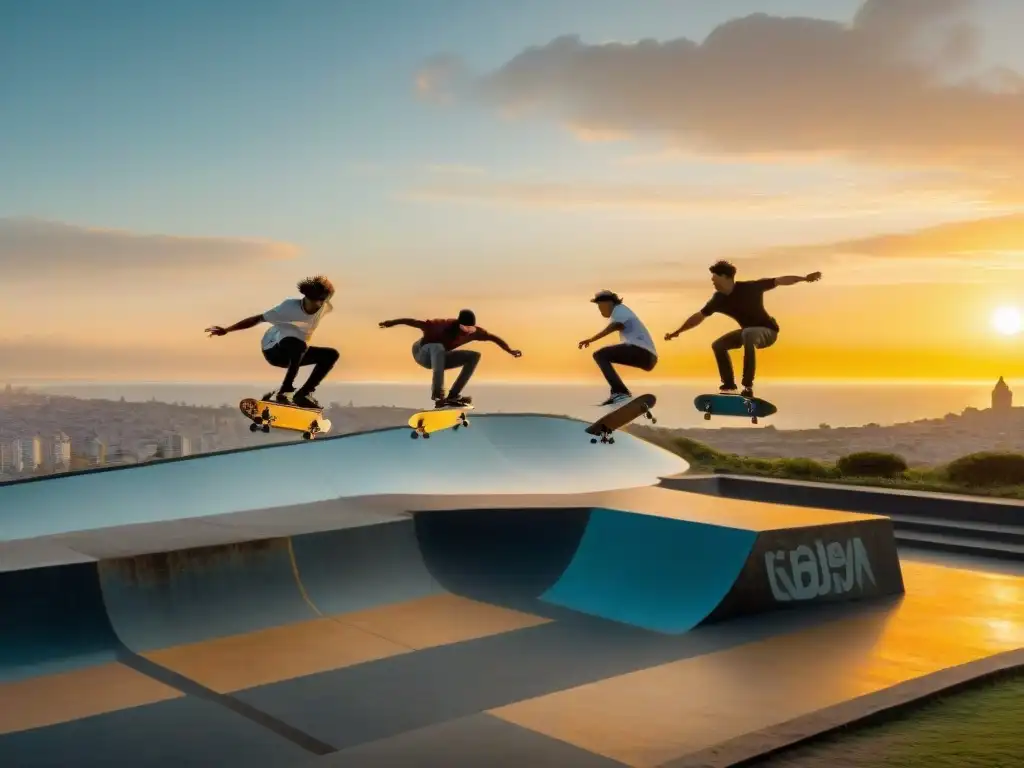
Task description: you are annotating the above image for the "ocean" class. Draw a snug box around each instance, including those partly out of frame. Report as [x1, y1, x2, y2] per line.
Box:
[22, 380, 1005, 431]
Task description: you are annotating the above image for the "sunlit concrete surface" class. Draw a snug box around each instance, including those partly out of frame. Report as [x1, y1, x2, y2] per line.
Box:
[0, 415, 688, 543]
[487, 559, 1024, 768]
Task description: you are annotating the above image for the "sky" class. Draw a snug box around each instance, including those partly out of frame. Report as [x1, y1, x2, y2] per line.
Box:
[3, 0, 1024, 384]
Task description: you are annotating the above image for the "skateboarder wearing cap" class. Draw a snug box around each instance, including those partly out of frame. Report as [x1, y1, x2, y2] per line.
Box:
[379, 309, 522, 407]
[578, 290, 658, 406]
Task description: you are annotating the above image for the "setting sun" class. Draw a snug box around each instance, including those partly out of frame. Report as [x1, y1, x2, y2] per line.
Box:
[991, 306, 1023, 336]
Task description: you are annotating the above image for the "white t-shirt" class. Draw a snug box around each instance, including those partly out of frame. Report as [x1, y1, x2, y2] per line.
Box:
[611, 303, 657, 357]
[261, 298, 333, 350]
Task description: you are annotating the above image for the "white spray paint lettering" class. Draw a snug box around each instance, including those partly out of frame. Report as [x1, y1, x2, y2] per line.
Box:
[765, 537, 877, 602]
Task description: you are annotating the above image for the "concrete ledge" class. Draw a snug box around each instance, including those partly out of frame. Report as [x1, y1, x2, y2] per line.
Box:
[662, 647, 1024, 768]
[660, 474, 1024, 525]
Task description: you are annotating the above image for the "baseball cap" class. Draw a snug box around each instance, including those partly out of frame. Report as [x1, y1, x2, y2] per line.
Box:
[456, 309, 477, 332]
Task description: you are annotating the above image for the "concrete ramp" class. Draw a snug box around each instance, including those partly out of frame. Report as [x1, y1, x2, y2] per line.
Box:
[539, 510, 758, 633]
[0, 414, 688, 544]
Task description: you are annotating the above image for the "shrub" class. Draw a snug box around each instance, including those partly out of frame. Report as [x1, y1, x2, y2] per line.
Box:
[945, 452, 1024, 487]
[774, 457, 833, 479]
[836, 451, 908, 478]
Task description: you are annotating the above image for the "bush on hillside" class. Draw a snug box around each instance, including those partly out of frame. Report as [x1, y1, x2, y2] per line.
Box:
[836, 451, 908, 478]
[945, 452, 1024, 487]
[774, 457, 833, 479]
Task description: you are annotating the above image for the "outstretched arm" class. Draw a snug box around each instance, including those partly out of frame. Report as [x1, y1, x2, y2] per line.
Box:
[580, 321, 624, 347]
[379, 318, 427, 329]
[206, 314, 264, 337]
[773, 272, 821, 286]
[665, 312, 705, 340]
[478, 331, 521, 356]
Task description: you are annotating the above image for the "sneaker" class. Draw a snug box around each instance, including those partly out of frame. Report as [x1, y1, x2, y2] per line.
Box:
[719, 384, 738, 394]
[740, 387, 754, 399]
[291, 391, 321, 409]
[445, 394, 472, 407]
[600, 392, 632, 407]
[266, 390, 293, 403]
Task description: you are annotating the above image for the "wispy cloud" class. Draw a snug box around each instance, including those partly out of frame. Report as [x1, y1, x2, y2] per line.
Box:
[400, 174, 988, 217]
[0, 217, 300, 280]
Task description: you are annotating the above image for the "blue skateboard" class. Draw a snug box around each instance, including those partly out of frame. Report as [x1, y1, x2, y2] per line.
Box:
[694, 393, 777, 425]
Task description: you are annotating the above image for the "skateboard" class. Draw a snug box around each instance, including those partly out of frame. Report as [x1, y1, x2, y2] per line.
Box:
[585, 394, 657, 445]
[407, 405, 475, 439]
[239, 396, 332, 440]
[694, 393, 777, 425]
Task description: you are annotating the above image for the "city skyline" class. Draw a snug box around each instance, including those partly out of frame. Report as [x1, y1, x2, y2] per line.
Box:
[4, 0, 1024, 383]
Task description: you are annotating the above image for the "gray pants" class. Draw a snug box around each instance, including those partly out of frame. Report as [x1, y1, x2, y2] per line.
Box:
[712, 327, 778, 388]
[412, 340, 480, 399]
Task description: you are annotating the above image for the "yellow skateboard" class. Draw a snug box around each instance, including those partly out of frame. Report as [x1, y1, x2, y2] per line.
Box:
[407, 405, 474, 439]
[240, 397, 332, 440]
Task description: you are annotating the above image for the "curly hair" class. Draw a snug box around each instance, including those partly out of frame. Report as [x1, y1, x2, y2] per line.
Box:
[297, 274, 334, 300]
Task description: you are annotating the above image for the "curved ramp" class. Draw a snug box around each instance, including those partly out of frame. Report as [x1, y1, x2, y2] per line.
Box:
[0, 414, 688, 543]
[538, 510, 758, 633]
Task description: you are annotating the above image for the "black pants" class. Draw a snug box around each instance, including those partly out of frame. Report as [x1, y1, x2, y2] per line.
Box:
[593, 344, 657, 394]
[263, 337, 339, 393]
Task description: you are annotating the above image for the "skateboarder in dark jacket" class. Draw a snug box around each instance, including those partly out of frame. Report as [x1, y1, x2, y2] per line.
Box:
[664, 261, 821, 397]
[378, 309, 522, 407]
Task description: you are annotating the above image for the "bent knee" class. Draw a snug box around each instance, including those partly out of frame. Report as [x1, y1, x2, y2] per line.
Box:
[323, 347, 340, 362]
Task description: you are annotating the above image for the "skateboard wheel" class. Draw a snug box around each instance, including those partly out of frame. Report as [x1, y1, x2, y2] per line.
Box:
[423, 432, 430, 439]
[608, 437, 615, 444]
[262, 425, 270, 433]
[249, 423, 260, 432]
[590, 438, 597, 444]
[453, 424, 460, 431]
[751, 416, 758, 424]
[410, 431, 418, 439]
[704, 413, 711, 421]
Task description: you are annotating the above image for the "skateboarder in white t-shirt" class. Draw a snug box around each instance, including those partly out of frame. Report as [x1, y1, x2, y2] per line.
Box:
[205, 275, 338, 409]
[578, 290, 658, 406]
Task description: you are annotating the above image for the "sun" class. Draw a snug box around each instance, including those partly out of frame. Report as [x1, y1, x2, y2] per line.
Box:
[991, 306, 1023, 336]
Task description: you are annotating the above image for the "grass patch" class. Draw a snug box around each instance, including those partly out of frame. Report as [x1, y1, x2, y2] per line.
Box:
[633, 429, 1024, 501]
[755, 671, 1024, 767]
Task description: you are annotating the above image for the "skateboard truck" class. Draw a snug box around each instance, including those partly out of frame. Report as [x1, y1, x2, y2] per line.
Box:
[249, 406, 276, 434]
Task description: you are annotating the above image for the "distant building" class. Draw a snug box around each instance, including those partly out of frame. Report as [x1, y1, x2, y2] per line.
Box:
[84, 436, 107, 466]
[162, 433, 192, 459]
[20, 436, 42, 471]
[47, 432, 72, 470]
[0, 439, 23, 474]
[992, 376, 1013, 411]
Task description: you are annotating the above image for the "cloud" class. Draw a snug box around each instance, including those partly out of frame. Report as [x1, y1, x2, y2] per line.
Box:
[766, 212, 1024, 260]
[0, 218, 300, 280]
[416, 0, 1024, 180]
[401, 173, 987, 216]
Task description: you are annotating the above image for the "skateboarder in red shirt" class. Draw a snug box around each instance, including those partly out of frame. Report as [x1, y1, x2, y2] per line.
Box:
[379, 309, 522, 407]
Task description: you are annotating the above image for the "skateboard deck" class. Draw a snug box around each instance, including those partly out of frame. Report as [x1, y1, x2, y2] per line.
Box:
[585, 394, 657, 444]
[240, 398, 332, 440]
[694, 393, 777, 424]
[408, 405, 475, 439]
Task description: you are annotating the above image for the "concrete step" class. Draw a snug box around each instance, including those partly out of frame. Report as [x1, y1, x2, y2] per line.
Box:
[894, 529, 1024, 561]
[887, 513, 1024, 545]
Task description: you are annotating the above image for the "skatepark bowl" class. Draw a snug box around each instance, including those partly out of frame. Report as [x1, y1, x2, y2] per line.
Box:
[0, 413, 1021, 767]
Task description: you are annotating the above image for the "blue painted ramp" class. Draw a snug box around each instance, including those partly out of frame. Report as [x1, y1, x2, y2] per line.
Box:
[540, 509, 758, 633]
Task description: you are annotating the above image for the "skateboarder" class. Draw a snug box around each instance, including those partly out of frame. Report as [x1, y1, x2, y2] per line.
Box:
[205, 275, 338, 409]
[378, 309, 522, 406]
[664, 261, 821, 397]
[578, 290, 658, 406]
